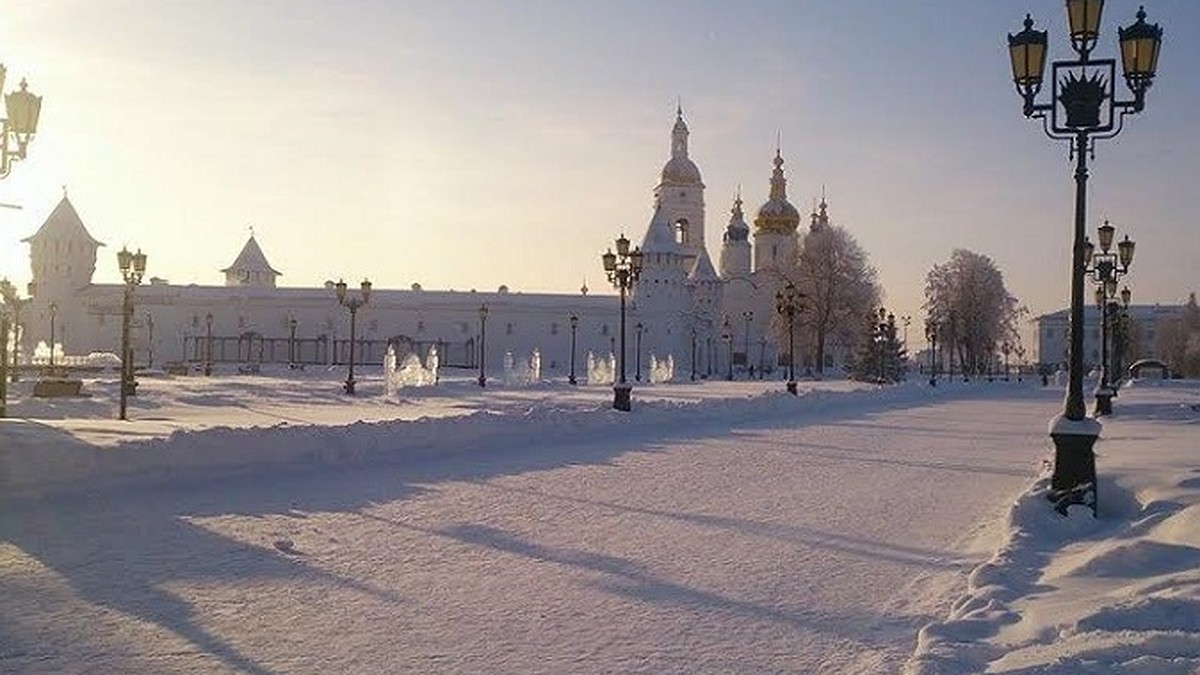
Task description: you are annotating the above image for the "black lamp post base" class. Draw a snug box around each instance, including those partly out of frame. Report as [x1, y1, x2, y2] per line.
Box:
[612, 384, 632, 412]
[122, 380, 139, 397]
[344, 379, 357, 395]
[1049, 416, 1101, 516]
[1093, 388, 1115, 416]
[568, 375, 577, 386]
[477, 376, 486, 388]
[786, 380, 797, 395]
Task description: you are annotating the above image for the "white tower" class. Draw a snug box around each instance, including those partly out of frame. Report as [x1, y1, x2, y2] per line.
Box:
[222, 234, 280, 288]
[752, 149, 801, 273]
[652, 106, 706, 268]
[718, 192, 752, 279]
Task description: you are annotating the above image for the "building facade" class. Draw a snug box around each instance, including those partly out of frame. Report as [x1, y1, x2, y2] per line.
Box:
[12, 109, 851, 379]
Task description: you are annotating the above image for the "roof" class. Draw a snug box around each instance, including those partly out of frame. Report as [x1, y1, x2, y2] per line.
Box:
[688, 248, 719, 281]
[639, 203, 680, 255]
[21, 195, 105, 247]
[221, 235, 281, 276]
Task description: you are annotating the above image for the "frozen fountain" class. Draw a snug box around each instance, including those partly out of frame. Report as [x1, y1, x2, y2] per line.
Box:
[383, 343, 439, 397]
[648, 353, 675, 384]
[586, 351, 616, 385]
[503, 349, 542, 386]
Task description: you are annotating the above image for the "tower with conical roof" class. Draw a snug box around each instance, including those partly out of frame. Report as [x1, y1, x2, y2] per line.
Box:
[719, 191, 752, 278]
[752, 148, 801, 273]
[222, 233, 281, 288]
[652, 106, 706, 268]
[22, 193, 104, 299]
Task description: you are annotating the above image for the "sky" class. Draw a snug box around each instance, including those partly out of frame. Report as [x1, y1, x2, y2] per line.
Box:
[2, 0, 1199, 332]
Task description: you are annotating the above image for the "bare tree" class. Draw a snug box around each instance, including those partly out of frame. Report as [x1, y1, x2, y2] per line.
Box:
[782, 221, 881, 375]
[923, 249, 1022, 377]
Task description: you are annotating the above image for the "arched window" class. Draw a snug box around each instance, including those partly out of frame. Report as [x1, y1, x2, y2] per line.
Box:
[675, 218, 689, 244]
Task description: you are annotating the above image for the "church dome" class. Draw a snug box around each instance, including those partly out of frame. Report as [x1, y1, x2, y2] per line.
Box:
[660, 156, 702, 185]
[753, 150, 801, 234]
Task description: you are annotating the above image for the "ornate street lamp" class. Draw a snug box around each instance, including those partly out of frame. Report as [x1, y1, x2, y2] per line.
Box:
[689, 322, 698, 382]
[1001, 341, 1013, 382]
[1084, 220, 1134, 416]
[1111, 286, 1132, 385]
[477, 304, 489, 387]
[334, 278, 371, 395]
[204, 313, 214, 376]
[634, 321, 644, 382]
[0, 278, 23, 386]
[568, 313, 578, 385]
[0, 278, 13, 417]
[1008, 3, 1163, 514]
[117, 247, 147, 420]
[602, 233, 644, 411]
[925, 319, 939, 387]
[775, 282, 805, 395]
[47, 301, 57, 369]
[1016, 344, 1027, 382]
[0, 66, 43, 180]
[721, 316, 733, 381]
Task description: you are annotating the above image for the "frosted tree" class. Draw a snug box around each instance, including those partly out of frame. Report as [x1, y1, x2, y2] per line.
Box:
[783, 220, 881, 375]
[923, 249, 1022, 377]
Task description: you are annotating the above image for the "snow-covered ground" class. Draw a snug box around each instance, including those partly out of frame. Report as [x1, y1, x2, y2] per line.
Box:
[1, 368, 1198, 673]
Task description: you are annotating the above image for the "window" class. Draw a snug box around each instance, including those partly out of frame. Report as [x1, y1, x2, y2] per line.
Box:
[238, 315, 246, 328]
[417, 320, 425, 334]
[550, 323, 558, 335]
[601, 324, 610, 336]
[368, 319, 378, 332]
[505, 323, 513, 335]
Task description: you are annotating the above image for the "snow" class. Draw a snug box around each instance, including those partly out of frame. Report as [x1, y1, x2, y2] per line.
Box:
[2, 369, 1199, 673]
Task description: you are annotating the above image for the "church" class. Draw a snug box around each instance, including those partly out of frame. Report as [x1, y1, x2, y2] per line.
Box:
[11, 108, 852, 379]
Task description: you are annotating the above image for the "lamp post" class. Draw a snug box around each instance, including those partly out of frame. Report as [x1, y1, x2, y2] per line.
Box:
[722, 317, 733, 381]
[925, 320, 939, 387]
[477, 304, 489, 387]
[1111, 286, 1132, 386]
[1008, 1, 1162, 512]
[288, 316, 298, 369]
[334, 278, 371, 395]
[775, 282, 804, 395]
[634, 322, 643, 382]
[0, 279, 11, 417]
[0, 65, 43, 180]
[602, 234, 644, 411]
[143, 312, 155, 370]
[689, 322, 698, 382]
[117, 247, 147, 420]
[1, 279, 22, 385]
[1084, 220, 1134, 416]
[567, 313, 578, 385]
[47, 301, 57, 369]
[204, 313, 214, 376]
[1016, 345, 1026, 382]
[1001, 341, 1012, 381]
[741, 310, 753, 377]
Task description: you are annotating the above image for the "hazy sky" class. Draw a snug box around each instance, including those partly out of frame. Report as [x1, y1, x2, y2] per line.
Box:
[2, 0, 1198, 330]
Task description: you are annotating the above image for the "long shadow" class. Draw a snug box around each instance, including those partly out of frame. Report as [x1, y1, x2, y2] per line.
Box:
[476, 482, 961, 570]
[1, 386, 1059, 670]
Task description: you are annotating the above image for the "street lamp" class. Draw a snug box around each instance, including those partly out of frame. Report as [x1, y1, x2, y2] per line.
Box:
[117, 247, 147, 420]
[775, 282, 805, 395]
[1111, 286, 1132, 385]
[477, 304, 489, 387]
[145, 312, 155, 370]
[602, 233, 644, 411]
[689, 321, 698, 382]
[721, 316, 733, 381]
[204, 313, 214, 376]
[0, 65, 43, 179]
[288, 316, 298, 369]
[568, 313, 578, 385]
[741, 310, 753, 377]
[1084, 220, 1134, 416]
[1008, 3, 1162, 514]
[0, 278, 13, 417]
[1001, 341, 1013, 382]
[334, 278, 371, 395]
[634, 321, 644, 382]
[47, 301, 57, 369]
[1016, 344, 1027, 382]
[925, 319, 939, 387]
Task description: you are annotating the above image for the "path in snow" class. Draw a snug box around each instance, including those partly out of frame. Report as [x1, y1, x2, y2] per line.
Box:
[1, 387, 1058, 674]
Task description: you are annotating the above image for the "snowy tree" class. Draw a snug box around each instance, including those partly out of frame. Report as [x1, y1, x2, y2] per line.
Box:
[923, 250, 1021, 378]
[849, 309, 907, 383]
[1156, 292, 1200, 377]
[783, 220, 881, 375]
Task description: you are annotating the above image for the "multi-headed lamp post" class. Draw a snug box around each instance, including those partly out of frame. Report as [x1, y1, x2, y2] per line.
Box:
[1008, 1, 1162, 513]
[117, 247, 147, 421]
[0, 64, 43, 179]
[334, 278, 371, 395]
[775, 282, 804, 395]
[602, 234, 643, 411]
[1084, 220, 1134, 416]
[477, 304, 489, 387]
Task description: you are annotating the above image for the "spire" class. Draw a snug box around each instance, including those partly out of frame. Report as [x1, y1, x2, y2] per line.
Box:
[671, 104, 689, 159]
[769, 147, 787, 201]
